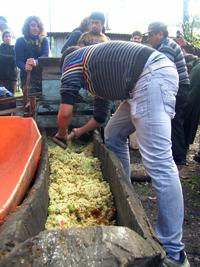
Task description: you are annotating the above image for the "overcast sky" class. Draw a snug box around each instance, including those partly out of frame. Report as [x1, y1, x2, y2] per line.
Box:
[1, 0, 200, 38]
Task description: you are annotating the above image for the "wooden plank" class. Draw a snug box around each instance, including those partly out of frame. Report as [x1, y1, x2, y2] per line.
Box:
[38, 57, 61, 67]
[0, 107, 24, 115]
[42, 72, 61, 80]
[0, 96, 23, 104]
[42, 80, 61, 101]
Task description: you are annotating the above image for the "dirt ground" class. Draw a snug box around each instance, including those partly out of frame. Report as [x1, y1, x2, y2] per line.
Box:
[130, 132, 200, 267]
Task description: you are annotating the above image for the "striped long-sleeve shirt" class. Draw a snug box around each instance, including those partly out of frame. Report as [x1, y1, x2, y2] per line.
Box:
[156, 37, 190, 85]
[60, 41, 154, 123]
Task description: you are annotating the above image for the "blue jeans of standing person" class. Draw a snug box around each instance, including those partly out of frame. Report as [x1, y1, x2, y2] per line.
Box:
[104, 54, 185, 260]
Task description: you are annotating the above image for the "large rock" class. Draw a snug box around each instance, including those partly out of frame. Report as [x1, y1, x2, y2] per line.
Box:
[129, 132, 139, 150]
[0, 226, 162, 267]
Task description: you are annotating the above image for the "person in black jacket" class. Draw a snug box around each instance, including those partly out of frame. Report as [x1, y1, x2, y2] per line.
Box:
[0, 29, 17, 94]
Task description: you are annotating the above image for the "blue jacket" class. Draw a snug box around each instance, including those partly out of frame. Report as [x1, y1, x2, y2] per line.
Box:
[15, 35, 49, 79]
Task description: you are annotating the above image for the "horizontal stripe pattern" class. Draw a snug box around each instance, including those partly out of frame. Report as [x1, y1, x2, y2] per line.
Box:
[61, 41, 154, 101]
[158, 37, 190, 85]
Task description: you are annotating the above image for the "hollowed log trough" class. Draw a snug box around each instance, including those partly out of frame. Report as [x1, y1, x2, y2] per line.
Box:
[0, 131, 164, 266]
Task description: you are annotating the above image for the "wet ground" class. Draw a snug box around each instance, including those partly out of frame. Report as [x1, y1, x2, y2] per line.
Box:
[130, 132, 200, 267]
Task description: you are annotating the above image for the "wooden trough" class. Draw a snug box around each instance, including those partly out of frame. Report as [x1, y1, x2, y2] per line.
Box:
[0, 130, 164, 266]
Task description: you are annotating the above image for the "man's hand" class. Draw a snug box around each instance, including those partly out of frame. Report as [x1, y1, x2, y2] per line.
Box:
[72, 128, 84, 138]
[26, 58, 37, 66]
[71, 118, 101, 139]
[25, 58, 37, 71]
[25, 63, 33, 71]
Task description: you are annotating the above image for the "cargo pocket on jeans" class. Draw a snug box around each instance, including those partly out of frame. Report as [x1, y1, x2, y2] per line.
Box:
[130, 87, 148, 120]
[160, 84, 176, 119]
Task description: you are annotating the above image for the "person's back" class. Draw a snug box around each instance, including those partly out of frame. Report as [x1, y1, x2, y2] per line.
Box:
[157, 36, 189, 85]
[61, 41, 155, 101]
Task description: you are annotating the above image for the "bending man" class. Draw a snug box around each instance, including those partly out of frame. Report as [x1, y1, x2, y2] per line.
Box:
[54, 41, 189, 267]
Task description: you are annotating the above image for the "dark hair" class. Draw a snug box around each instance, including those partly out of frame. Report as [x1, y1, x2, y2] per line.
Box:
[131, 31, 142, 37]
[89, 11, 105, 24]
[60, 46, 80, 70]
[79, 17, 90, 32]
[148, 22, 168, 37]
[22, 16, 44, 38]
[2, 29, 12, 39]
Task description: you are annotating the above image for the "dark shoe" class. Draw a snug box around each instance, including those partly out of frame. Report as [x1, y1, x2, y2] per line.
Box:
[175, 160, 188, 166]
[161, 251, 190, 267]
[193, 153, 200, 163]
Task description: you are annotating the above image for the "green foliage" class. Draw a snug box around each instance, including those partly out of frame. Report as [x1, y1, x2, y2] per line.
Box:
[189, 175, 200, 191]
[182, 16, 200, 48]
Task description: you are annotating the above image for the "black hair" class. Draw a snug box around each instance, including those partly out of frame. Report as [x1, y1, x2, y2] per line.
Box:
[89, 12, 105, 24]
[2, 29, 12, 40]
[131, 31, 142, 37]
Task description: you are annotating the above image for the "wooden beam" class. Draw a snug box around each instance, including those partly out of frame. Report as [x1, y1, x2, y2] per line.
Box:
[0, 107, 24, 115]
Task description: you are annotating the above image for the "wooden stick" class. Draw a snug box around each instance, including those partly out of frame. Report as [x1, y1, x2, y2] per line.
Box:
[67, 131, 75, 141]
[23, 70, 31, 110]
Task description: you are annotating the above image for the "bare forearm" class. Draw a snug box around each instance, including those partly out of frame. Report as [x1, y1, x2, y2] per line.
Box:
[74, 118, 100, 137]
[57, 104, 73, 137]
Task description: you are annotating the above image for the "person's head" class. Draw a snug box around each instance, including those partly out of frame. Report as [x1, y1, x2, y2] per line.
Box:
[130, 31, 142, 43]
[79, 17, 91, 33]
[89, 11, 105, 34]
[147, 22, 168, 48]
[2, 29, 13, 45]
[175, 31, 187, 48]
[22, 16, 44, 38]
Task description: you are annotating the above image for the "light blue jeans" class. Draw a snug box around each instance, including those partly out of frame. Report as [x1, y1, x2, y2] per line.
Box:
[104, 57, 185, 259]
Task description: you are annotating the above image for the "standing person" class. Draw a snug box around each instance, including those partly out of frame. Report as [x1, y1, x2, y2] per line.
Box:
[147, 22, 190, 166]
[15, 16, 49, 94]
[53, 41, 189, 267]
[130, 30, 142, 43]
[78, 11, 110, 46]
[0, 30, 17, 94]
[61, 17, 90, 54]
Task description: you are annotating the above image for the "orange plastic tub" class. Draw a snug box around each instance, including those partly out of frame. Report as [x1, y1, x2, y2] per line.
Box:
[0, 117, 42, 224]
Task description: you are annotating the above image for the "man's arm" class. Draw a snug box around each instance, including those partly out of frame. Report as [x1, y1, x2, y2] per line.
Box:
[72, 118, 100, 138]
[72, 97, 110, 138]
[56, 103, 73, 139]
